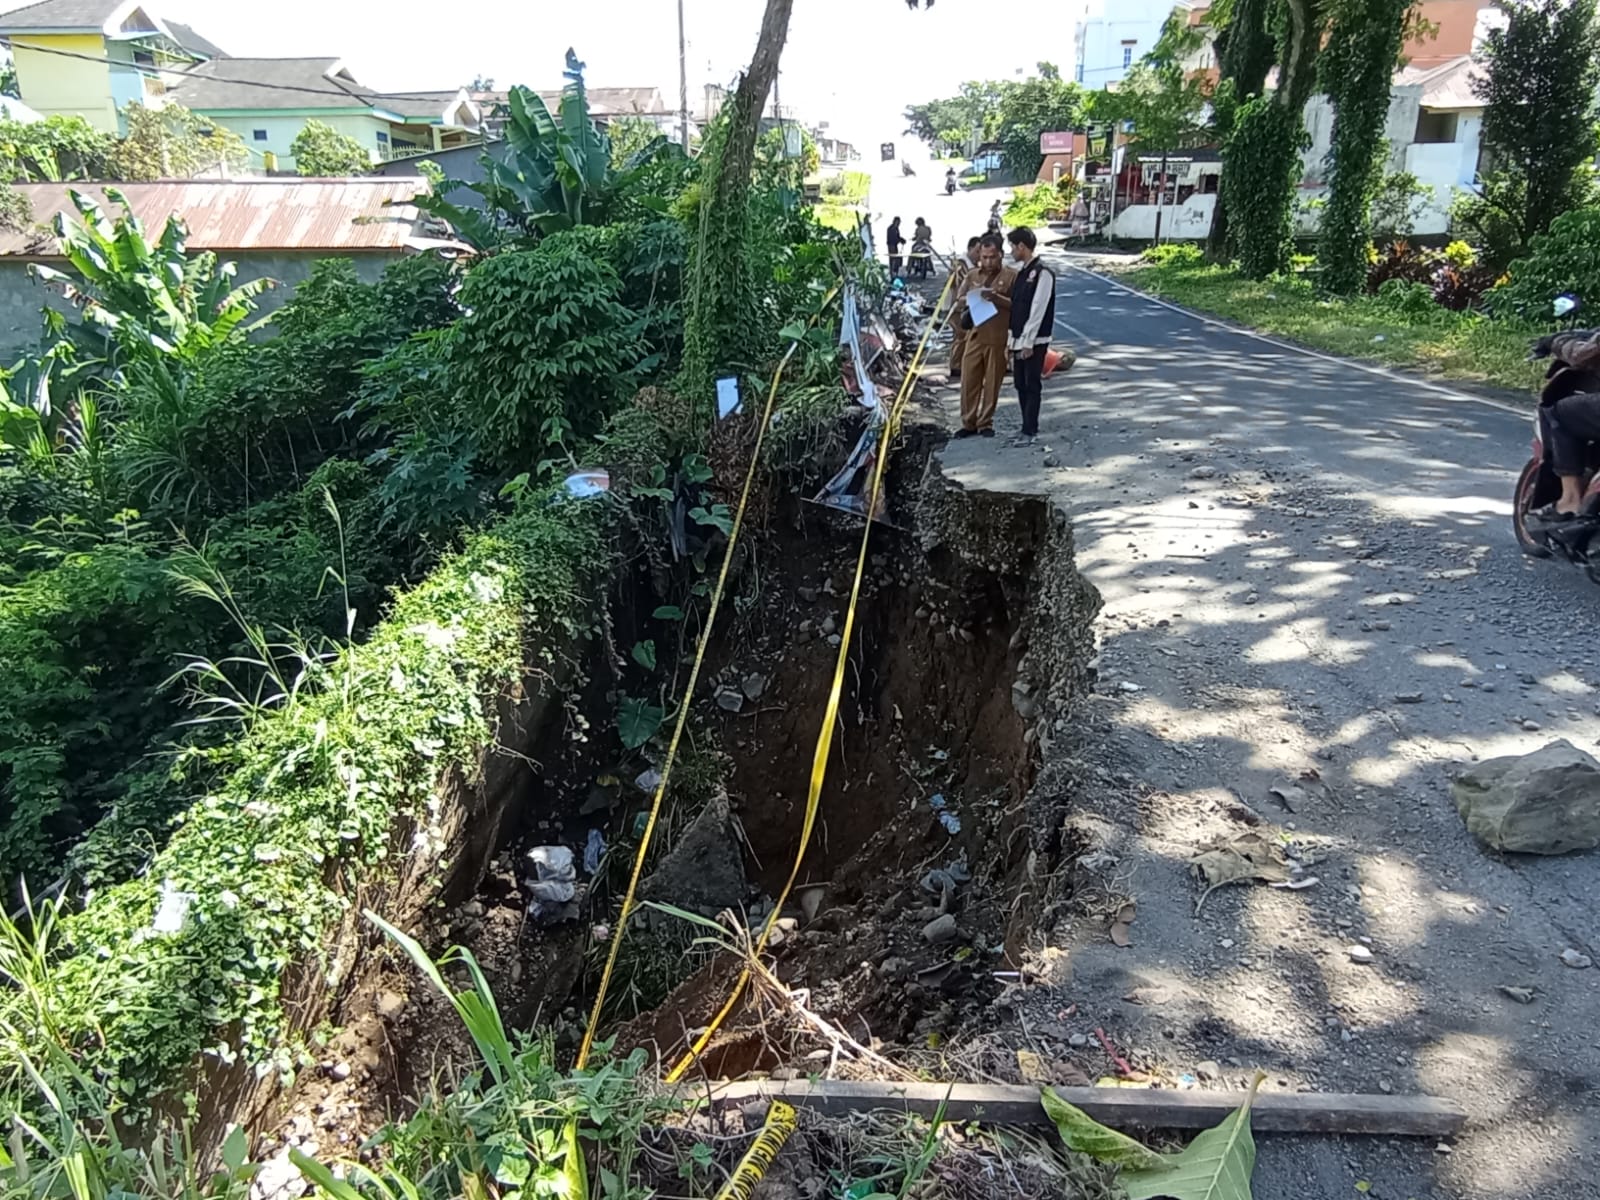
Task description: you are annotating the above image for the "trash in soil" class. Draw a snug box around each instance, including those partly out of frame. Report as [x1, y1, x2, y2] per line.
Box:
[560, 469, 610, 499]
[938, 811, 962, 835]
[1109, 901, 1137, 948]
[634, 767, 662, 794]
[1190, 831, 1290, 912]
[525, 845, 580, 923]
[583, 828, 606, 874]
[1498, 984, 1537, 1004]
[150, 880, 197, 935]
[1560, 948, 1593, 969]
[1270, 876, 1320, 890]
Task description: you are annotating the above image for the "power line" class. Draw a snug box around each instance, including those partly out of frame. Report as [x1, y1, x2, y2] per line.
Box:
[6, 39, 481, 106]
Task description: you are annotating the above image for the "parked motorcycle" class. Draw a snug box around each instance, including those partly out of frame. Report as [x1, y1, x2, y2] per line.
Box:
[1513, 295, 1600, 579]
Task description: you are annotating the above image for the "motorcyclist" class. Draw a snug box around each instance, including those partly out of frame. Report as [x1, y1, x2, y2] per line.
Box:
[987, 199, 1003, 234]
[945, 167, 957, 195]
[1533, 328, 1600, 521]
[902, 159, 915, 177]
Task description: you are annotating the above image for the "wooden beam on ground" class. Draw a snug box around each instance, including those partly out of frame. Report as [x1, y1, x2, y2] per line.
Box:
[707, 1078, 1467, 1138]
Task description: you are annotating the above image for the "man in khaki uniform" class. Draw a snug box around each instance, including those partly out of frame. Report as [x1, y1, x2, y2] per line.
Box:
[954, 233, 1015, 438]
[947, 236, 980, 378]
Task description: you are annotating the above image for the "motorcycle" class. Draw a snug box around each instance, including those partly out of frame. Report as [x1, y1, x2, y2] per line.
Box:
[902, 160, 916, 177]
[945, 175, 956, 195]
[1512, 295, 1600, 579]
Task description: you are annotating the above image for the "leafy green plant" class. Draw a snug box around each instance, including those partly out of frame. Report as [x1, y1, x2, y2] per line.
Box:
[446, 235, 636, 465]
[415, 51, 675, 251]
[1489, 205, 1600, 318]
[0, 115, 112, 182]
[1045, 1072, 1264, 1200]
[112, 101, 249, 182]
[28, 189, 270, 376]
[291, 119, 372, 177]
[1141, 242, 1204, 267]
[0, 498, 607, 1119]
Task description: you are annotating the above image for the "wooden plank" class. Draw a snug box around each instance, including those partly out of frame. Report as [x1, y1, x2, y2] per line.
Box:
[706, 1078, 1467, 1138]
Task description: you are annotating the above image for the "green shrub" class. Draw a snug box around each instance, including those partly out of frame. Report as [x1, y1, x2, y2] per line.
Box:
[1488, 205, 1600, 319]
[448, 236, 636, 466]
[1375, 277, 1441, 319]
[1141, 242, 1205, 268]
[0, 497, 608, 1119]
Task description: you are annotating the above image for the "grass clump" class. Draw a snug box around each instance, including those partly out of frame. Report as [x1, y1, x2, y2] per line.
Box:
[1120, 258, 1543, 393]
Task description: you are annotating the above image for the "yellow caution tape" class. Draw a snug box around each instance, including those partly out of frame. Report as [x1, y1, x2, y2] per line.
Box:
[713, 1099, 799, 1200]
[667, 273, 956, 1083]
[576, 287, 841, 1071]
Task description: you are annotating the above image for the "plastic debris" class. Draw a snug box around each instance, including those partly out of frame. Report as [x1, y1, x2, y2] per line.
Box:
[151, 880, 197, 934]
[583, 828, 606, 875]
[938, 811, 961, 835]
[634, 767, 663, 794]
[928, 793, 947, 810]
[526, 845, 579, 923]
[561, 469, 610, 499]
[715, 376, 741, 419]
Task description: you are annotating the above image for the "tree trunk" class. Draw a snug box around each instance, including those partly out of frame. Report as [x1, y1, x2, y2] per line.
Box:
[1207, 0, 1277, 258]
[682, 0, 795, 405]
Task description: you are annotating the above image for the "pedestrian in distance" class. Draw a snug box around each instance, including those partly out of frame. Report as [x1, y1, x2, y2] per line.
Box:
[886, 216, 905, 278]
[953, 232, 1015, 439]
[1006, 226, 1073, 445]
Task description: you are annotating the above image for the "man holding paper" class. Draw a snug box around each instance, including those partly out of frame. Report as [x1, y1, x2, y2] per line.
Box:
[953, 233, 1015, 439]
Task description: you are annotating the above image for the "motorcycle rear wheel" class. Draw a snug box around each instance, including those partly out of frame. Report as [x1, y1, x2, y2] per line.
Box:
[1514, 459, 1553, 558]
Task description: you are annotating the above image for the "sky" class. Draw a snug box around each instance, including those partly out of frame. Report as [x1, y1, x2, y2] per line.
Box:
[135, 0, 1085, 150]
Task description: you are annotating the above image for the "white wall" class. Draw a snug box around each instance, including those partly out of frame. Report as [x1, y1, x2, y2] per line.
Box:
[1110, 193, 1217, 240]
[1076, 0, 1174, 87]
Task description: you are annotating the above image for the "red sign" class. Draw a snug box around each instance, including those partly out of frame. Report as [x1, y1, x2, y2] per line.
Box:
[1039, 131, 1075, 153]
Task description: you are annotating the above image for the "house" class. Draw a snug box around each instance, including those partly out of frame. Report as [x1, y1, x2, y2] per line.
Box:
[162, 61, 481, 171]
[0, 177, 466, 358]
[0, 0, 223, 133]
[1073, 0, 1169, 87]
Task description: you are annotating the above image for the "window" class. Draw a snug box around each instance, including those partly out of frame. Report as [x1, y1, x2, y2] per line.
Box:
[376, 131, 390, 144]
[253, 129, 268, 142]
[1122, 45, 1134, 68]
[1075, 61, 1084, 83]
[1413, 110, 1458, 144]
[133, 50, 154, 68]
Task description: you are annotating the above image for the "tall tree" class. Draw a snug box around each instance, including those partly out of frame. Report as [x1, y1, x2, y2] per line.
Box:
[112, 102, 248, 180]
[1315, 0, 1411, 292]
[681, 0, 794, 404]
[1207, 0, 1278, 256]
[291, 119, 371, 176]
[1224, 0, 1327, 278]
[995, 64, 1086, 178]
[1469, 0, 1600, 262]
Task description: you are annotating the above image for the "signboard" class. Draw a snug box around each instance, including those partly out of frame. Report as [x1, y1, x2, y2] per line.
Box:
[1039, 131, 1075, 153]
[880, 142, 896, 162]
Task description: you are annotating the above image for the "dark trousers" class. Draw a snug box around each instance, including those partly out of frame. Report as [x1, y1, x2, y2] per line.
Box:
[888, 251, 903, 276]
[1541, 392, 1600, 476]
[1013, 347, 1045, 436]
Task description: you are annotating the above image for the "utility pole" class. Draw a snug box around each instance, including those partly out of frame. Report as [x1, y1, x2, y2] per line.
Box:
[677, 0, 690, 151]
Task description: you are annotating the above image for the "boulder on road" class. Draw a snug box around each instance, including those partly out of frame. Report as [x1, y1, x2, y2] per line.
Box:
[1451, 739, 1600, 855]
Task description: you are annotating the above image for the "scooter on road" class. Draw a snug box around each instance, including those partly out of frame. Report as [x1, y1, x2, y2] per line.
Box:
[1513, 295, 1600, 580]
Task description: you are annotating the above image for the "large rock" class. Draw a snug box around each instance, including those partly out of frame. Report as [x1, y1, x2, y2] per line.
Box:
[1451, 739, 1600, 854]
[639, 789, 746, 911]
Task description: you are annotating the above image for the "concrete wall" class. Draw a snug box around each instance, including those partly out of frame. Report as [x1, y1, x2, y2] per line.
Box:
[11, 34, 117, 131]
[1110, 193, 1217, 240]
[0, 250, 402, 361]
[372, 140, 512, 211]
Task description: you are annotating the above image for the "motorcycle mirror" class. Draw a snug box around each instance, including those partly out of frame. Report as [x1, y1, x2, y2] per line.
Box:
[1554, 294, 1579, 317]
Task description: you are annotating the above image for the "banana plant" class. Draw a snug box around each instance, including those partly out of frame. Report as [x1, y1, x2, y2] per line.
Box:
[28, 189, 271, 375]
[412, 49, 678, 251]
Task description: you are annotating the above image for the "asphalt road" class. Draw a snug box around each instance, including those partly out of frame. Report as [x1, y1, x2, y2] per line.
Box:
[937, 256, 1600, 1200]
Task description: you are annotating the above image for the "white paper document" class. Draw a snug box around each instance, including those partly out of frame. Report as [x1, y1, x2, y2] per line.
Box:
[966, 289, 999, 327]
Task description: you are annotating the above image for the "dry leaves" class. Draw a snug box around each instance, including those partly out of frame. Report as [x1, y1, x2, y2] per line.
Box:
[1189, 831, 1289, 913]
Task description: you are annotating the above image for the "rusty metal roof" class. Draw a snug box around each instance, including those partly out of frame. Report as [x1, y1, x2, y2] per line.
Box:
[0, 179, 449, 256]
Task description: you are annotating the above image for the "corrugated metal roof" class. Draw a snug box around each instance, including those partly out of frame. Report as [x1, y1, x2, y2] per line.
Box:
[0, 179, 444, 256]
